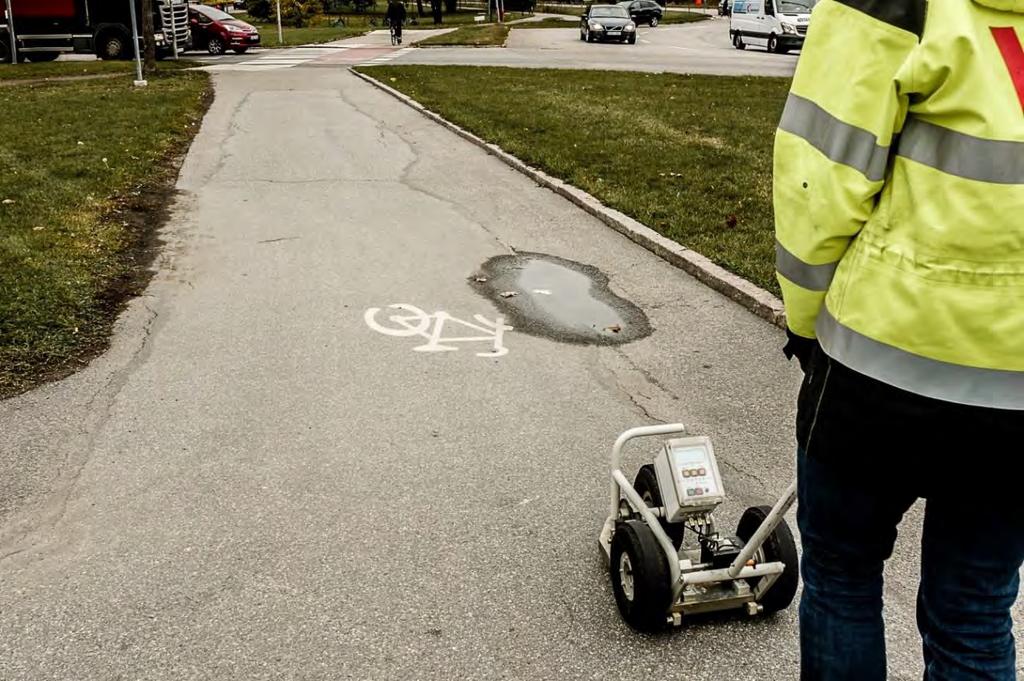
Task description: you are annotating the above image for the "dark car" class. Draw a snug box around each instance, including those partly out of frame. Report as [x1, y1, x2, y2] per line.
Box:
[188, 4, 260, 55]
[581, 4, 638, 43]
[618, 0, 664, 26]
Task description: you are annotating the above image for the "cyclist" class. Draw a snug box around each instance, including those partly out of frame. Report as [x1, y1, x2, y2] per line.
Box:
[385, 0, 407, 44]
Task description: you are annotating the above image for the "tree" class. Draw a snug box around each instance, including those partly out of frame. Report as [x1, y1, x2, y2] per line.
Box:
[140, 0, 157, 74]
[247, 0, 273, 19]
[417, 0, 425, 16]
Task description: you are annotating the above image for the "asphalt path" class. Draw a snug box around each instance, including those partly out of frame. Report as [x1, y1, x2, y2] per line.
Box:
[5, 58, 1022, 678]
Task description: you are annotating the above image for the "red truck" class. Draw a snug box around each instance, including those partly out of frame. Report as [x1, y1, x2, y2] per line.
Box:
[1, 0, 191, 63]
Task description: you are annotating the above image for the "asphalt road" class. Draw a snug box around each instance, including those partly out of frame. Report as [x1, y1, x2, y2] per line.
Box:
[3, 51, 1020, 680]
[188, 17, 798, 76]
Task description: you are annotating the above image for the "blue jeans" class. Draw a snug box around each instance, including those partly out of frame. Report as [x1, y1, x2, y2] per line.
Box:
[796, 349, 1024, 680]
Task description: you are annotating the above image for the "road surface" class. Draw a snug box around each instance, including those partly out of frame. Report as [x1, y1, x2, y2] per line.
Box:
[191, 18, 798, 76]
[2, 58, 1019, 680]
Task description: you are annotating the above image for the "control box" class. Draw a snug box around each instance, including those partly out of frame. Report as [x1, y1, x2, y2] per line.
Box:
[652, 436, 726, 523]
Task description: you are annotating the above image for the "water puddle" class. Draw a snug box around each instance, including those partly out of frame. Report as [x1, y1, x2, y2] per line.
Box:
[470, 252, 651, 345]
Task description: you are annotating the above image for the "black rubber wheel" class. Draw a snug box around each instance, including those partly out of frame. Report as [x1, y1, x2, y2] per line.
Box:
[207, 37, 225, 55]
[26, 52, 61, 62]
[634, 464, 685, 547]
[233, 47, 249, 54]
[732, 31, 745, 50]
[628, 35, 636, 44]
[650, 16, 659, 26]
[580, 29, 586, 41]
[610, 520, 673, 632]
[736, 505, 799, 614]
[767, 34, 778, 53]
[98, 29, 131, 60]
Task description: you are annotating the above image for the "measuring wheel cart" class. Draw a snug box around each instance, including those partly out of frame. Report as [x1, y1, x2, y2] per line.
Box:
[599, 424, 799, 631]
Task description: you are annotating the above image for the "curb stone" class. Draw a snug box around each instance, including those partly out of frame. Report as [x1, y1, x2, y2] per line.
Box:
[350, 69, 787, 330]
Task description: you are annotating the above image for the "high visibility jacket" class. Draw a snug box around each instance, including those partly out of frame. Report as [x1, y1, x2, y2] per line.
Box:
[774, 0, 1024, 410]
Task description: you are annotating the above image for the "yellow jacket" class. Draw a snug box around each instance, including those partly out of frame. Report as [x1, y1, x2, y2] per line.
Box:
[774, 0, 1024, 409]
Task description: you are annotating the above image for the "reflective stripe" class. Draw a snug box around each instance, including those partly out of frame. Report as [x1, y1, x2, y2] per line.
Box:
[833, 0, 925, 37]
[817, 310, 1024, 410]
[778, 94, 890, 182]
[775, 240, 838, 291]
[898, 117, 1024, 185]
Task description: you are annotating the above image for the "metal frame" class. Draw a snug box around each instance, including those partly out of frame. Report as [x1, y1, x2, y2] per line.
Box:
[599, 425, 797, 619]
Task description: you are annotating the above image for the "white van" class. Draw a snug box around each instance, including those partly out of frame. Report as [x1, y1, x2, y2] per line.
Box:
[729, 0, 816, 53]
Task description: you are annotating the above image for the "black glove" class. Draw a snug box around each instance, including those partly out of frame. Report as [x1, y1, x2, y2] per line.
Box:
[783, 329, 816, 374]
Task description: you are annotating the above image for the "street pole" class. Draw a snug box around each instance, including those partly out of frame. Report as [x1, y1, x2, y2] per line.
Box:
[127, 0, 147, 86]
[4, 2, 17, 64]
[170, 1, 179, 59]
[276, 0, 283, 45]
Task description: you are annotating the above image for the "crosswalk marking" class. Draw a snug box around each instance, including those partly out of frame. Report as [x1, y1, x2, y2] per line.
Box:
[360, 47, 415, 65]
[200, 41, 412, 72]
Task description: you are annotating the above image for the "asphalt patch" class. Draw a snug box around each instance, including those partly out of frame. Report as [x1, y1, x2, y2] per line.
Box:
[470, 252, 652, 345]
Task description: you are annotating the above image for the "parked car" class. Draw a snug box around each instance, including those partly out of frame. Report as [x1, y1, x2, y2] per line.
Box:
[617, 0, 663, 26]
[189, 3, 261, 55]
[580, 4, 637, 43]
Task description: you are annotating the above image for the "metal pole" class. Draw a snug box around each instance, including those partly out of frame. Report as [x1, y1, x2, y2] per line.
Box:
[171, 0, 179, 59]
[127, 0, 147, 86]
[276, 0, 283, 44]
[4, 1, 17, 64]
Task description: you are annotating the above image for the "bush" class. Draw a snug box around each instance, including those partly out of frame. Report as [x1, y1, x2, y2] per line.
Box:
[276, 0, 325, 26]
[247, 0, 272, 18]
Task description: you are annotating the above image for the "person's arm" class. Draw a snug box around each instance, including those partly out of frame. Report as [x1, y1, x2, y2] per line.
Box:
[773, 0, 924, 365]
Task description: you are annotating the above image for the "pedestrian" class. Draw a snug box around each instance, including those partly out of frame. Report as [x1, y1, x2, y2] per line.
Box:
[385, 0, 407, 42]
[773, 0, 1024, 678]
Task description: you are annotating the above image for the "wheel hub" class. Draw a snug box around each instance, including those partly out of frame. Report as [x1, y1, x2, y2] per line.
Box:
[619, 553, 635, 602]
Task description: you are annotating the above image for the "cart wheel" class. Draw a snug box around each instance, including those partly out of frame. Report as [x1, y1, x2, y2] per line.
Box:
[736, 505, 799, 613]
[634, 465, 685, 547]
[610, 520, 673, 632]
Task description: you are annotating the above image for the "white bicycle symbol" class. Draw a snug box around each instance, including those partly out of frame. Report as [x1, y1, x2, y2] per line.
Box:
[364, 304, 513, 358]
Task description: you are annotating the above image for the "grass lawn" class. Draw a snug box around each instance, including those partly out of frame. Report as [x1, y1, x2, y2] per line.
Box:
[660, 10, 711, 22]
[0, 70, 211, 398]
[0, 59, 196, 82]
[357, 65, 789, 293]
[249, 21, 368, 46]
[416, 23, 510, 46]
[513, 17, 579, 28]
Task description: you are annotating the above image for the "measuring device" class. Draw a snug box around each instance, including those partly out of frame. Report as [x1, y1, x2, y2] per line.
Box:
[599, 424, 798, 630]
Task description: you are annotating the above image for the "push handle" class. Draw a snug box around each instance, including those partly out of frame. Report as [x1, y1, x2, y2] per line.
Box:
[608, 423, 686, 521]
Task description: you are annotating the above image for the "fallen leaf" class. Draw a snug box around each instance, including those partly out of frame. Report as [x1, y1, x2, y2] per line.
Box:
[605, 324, 622, 333]
[499, 291, 518, 298]
[725, 214, 738, 229]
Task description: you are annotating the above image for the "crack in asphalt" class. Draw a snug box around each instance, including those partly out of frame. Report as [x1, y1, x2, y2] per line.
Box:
[0, 303, 162, 565]
[335, 80, 518, 256]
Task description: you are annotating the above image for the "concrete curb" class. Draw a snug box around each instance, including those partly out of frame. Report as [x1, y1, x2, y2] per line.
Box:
[350, 69, 786, 330]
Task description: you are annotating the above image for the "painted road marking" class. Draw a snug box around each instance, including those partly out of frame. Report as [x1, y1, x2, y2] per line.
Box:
[365, 304, 513, 358]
